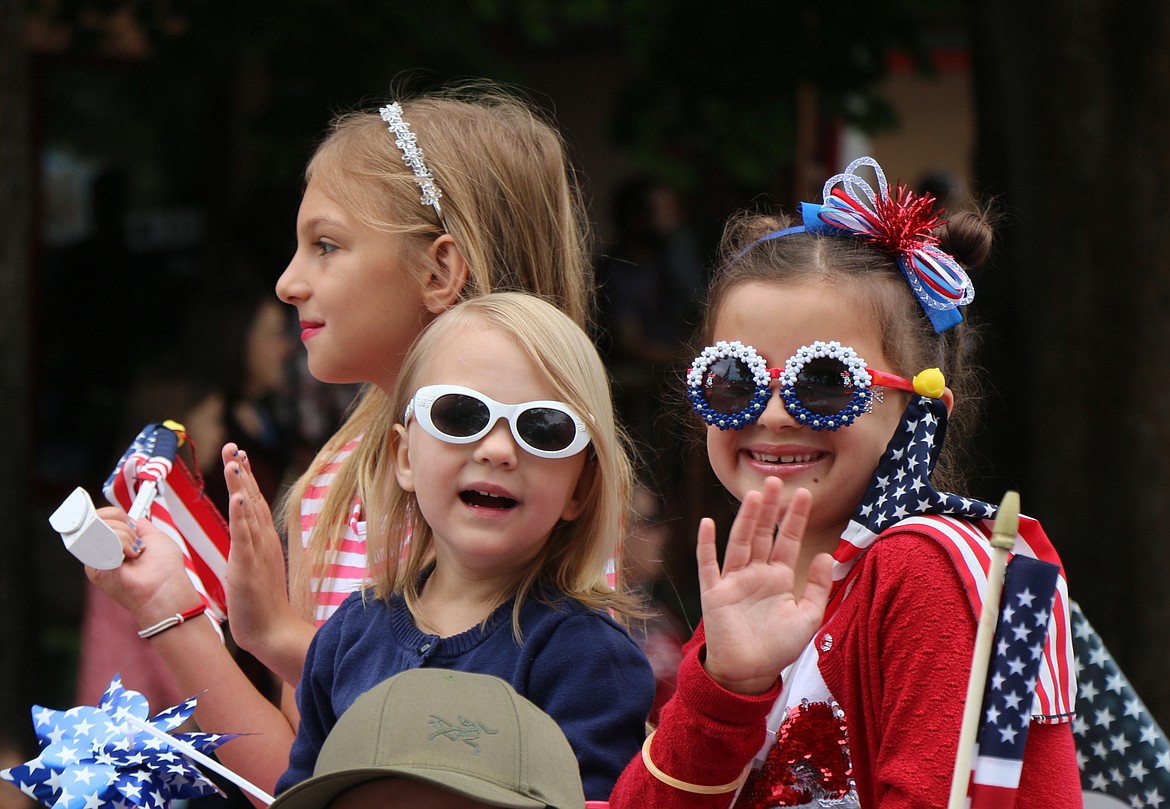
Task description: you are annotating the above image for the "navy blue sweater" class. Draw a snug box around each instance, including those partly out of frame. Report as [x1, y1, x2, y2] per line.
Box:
[278, 586, 655, 801]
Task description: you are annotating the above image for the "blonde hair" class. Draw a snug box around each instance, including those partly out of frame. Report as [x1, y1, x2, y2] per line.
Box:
[283, 85, 595, 617]
[368, 293, 641, 634]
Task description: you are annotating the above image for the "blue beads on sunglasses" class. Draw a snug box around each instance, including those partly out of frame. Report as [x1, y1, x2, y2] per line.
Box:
[687, 340, 892, 432]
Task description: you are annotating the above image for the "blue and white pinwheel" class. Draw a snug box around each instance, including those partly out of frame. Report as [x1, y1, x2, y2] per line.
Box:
[0, 675, 237, 809]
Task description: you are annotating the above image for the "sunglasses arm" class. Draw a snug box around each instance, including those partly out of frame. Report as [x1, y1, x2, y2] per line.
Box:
[868, 369, 917, 394]
[869, 367, 948, 399]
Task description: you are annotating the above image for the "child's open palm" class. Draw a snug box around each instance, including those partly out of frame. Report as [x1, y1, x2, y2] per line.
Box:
[697, 479, 832, 696]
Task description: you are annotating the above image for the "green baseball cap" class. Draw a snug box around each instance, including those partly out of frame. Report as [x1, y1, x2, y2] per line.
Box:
[270, 669, 586, 809]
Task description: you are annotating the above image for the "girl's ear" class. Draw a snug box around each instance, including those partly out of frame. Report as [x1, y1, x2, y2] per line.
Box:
[560, 457, 596, 521]
[942, 386, 955, 415]
[391, 423, 416, 492]
[421, 234, 470, 314]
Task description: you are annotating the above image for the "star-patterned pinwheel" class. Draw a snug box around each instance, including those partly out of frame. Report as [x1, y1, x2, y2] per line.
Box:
[0, 675, 237, 809]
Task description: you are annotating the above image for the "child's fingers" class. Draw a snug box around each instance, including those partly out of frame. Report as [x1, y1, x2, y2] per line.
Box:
[234, 449, 278, 530]
[221, 441, 240, 466]
[799, 551, 834, 614]
[228, 491, 256, 552]
[753, 477, 785, 560]
[770, 487, 811, 568]
[695, 518, 720, 593]
[722, 490, 763, 572]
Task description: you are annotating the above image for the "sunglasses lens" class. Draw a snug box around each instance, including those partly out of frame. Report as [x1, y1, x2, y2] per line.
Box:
[702, 357, 758, 414]
[430, 393, 490, 437]
[794, 357, 855, 416]
[516, 408, 577, 452]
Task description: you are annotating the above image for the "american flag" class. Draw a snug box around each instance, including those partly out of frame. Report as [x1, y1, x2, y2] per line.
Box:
[1071, 601, 1170, 808]
[829, 394, 1076, 722]
[967, 554, 1061, 807]
[103, 423, 231, 622]
[0, 675, 235, 808]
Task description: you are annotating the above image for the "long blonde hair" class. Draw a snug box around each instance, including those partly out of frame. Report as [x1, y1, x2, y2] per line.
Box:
[369, 293, 641, 633]
[282, 85, 594, 617]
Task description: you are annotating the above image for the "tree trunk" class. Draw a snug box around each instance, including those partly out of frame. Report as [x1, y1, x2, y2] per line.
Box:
[0, 0, 36, 746]
[969, 0, 1170, 726]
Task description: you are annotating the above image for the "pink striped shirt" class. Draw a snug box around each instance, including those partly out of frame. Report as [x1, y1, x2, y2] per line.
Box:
[299, 438, 367, 626]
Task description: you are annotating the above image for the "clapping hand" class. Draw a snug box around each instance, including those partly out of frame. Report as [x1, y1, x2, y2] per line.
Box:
[697, 477, 833, 695]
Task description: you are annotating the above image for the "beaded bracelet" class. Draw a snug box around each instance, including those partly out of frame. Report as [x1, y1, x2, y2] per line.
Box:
[137, 603, 208, 639]
[640, 730, 752, 794]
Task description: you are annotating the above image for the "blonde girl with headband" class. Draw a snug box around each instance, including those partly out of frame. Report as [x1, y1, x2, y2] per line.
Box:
[87, 85, 598, 800]
[607, 158, 1082, 807]
[279, 292, 654, 802]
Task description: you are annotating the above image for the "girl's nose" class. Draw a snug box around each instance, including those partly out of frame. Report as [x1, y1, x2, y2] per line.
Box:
[755, 385, 799, 431]
[276, 254, 307, 304]
[473, 420, 519, 467]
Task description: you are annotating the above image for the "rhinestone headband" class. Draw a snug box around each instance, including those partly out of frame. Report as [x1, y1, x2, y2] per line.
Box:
[378, 102, 446, 229]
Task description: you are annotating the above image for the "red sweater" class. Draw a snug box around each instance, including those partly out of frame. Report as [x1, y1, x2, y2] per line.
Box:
[609, 532, 1082, 808]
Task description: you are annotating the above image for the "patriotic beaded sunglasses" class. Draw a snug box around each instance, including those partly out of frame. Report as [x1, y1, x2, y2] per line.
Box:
[405, 384, 592, 459]
[687, 340, 944, 432]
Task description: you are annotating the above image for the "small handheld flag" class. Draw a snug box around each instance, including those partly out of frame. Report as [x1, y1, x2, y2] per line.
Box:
[102, 422, 231, 622]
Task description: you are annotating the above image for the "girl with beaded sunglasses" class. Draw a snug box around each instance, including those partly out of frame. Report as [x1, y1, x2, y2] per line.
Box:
[609, 158, 1081, 808]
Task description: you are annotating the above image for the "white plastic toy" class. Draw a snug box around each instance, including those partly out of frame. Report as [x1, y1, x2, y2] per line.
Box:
[48, 486, 125, 569]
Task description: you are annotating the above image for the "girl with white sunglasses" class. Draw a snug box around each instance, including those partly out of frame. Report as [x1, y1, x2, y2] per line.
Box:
[280, 292, 655, 804]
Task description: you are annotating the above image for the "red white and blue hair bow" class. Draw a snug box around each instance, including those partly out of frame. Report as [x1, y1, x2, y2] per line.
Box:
[765, 156, 973, 333]
[806, 156, 973, 332]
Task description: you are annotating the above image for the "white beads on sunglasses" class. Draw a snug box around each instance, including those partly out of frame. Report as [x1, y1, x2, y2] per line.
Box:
[778, 341, 873, 431]
[686, 341, 773, 430]
[686, 339, 911, 432]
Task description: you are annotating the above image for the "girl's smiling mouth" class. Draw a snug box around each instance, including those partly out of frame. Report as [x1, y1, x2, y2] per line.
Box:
[460, 487, 519, 511]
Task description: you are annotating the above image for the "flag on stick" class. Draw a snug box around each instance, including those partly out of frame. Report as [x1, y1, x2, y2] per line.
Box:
[965, 554, 1061, 808]
[103, 422, 231, 622]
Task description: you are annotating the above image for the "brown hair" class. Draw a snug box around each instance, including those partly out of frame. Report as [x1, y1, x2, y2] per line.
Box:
[699, 206, 992, 492]
[283, 85, 595, 617]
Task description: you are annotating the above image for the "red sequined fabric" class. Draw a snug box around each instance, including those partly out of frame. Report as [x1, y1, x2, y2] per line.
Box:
[741, 700, 857, 808]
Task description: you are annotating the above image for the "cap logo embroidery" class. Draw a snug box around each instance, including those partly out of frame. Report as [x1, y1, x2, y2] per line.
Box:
[428, 715, 498, 755]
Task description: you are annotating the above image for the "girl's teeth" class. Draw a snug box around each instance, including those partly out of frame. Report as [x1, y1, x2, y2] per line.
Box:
[752, 452, 814, 463]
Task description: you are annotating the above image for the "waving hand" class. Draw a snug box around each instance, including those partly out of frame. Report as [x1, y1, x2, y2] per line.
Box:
[697, 477, 833, 695]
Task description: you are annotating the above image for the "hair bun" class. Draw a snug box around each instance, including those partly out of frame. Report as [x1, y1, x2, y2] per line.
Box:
[935, 209, 993, 268]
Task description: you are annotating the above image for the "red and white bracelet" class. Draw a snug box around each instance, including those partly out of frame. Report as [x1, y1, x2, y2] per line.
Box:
[137, 603, 208, 639]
